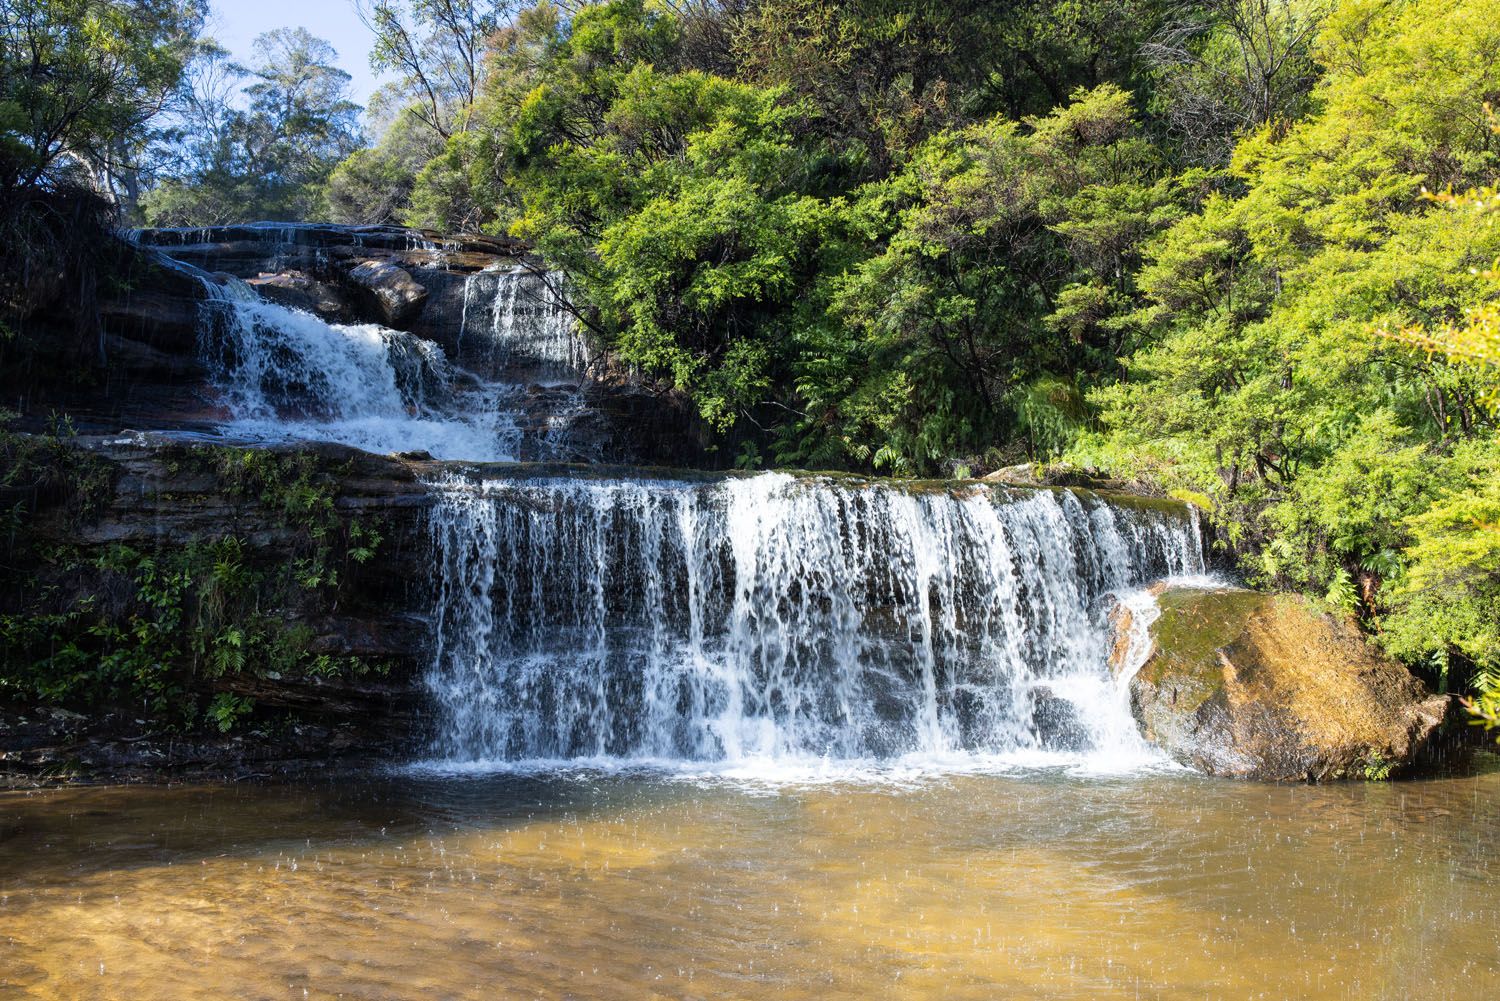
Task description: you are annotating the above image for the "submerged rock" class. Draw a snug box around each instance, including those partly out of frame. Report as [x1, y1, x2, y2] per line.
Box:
[1118, 586, 1452, 780]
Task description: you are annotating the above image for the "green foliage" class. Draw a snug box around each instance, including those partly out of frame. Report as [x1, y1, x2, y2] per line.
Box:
[1381, 445, 1500, 678]
[141, 27, 364, 225]
[353, 0, 1214, 472]
[206, 691, 254, 732]
[1361, 750, 1393, 781]
[819, 83, 1184, 471]
[326, 107, 439, 225]
[732, 0, 1169, 173]
[0, 443, 386, 731]
[1079, 0, 1500, 702]
[0, 0, 205, 197]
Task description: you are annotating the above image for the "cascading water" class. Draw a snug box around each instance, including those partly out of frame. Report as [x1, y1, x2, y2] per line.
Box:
[423, 471, 1207, 774]
[197, 285, 515, 460]
[457, 268, 587, 378]
[146, 227, 601, 460]
[453, 267, 599, 460]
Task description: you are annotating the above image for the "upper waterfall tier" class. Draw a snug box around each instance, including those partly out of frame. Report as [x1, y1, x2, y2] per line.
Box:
[112, 224, 707, 465]
[198, 286, 518, 461]
[424, 470, 1207, 770]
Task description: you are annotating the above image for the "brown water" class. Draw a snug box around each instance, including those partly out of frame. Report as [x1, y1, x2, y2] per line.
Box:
[1, 766, 1496, 1000]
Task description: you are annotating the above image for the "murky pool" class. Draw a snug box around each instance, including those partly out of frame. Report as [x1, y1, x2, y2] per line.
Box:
[1, 766, 1496, 1000]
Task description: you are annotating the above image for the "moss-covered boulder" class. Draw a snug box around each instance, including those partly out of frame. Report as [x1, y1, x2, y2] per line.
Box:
[1119, 586, 1452, 780]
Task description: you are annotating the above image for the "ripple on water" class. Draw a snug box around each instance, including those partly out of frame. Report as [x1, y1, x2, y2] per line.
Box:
[0, 766, 1496, 1000]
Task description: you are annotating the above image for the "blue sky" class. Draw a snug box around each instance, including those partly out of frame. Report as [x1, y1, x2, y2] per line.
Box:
[207, 0, 387, 109]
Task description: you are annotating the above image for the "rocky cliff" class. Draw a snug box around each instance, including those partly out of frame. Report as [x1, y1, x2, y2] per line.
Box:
[0, 435, 435, 783]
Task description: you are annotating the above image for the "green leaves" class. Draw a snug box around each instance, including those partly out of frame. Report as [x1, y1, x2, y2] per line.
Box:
[0, 0, 206, 193]
[1082, 0, 1500, 695]
[0, 445, 387, 729]
[141, 23, 364, 226]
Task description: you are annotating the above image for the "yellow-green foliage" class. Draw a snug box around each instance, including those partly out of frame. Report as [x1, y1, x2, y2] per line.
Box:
[1077, 0, 1500, 700]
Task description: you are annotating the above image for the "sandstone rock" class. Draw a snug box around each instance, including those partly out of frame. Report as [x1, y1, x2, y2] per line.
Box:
[982, 462, 1123, 490]
[1119, 585, 1452, 780]
[347, 259, 429, 327]
[95, 247, 212, 365]
[247, 270, 353, 322]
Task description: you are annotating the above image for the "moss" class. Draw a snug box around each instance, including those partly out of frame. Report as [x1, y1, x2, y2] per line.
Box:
[1140, 587, 1265, 713]
[1138, 586, 1445, 780]
[0, 438, 389, 733]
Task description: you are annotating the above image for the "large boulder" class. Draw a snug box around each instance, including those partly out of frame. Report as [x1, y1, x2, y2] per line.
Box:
[1117, 585, 1453, 780]
[247, 270, 354, 322]
[347, 259, 428, 327]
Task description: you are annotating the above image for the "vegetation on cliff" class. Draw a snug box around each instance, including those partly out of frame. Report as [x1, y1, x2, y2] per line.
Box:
[1, 425, 392, 732]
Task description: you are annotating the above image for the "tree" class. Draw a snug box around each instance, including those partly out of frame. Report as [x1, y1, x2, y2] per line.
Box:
[0, 0, 206, 205]
[358, 0, 525, 141]
[728, 0, 1170, 177]
[0, 0, 205, 343]
[1079, 0, 1500, 702]
[1145, 0, 1326, 164]
[1382, 181, 1500, 738]
[325, 104, 437, 224]
[819, 85, 1183, 472]
[142, 27, 364, 225]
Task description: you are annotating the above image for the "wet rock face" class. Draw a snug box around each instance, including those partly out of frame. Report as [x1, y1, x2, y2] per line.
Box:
[1120, 586, 1453, 780]
[246, 270, 354, 323]
[26, 223, 718, 468]
[131, 223, 527, 342]
[0, 438, 437, 785]
[1029, 684, 1091, 751]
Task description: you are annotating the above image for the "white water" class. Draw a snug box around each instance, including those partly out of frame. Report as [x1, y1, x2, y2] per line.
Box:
[199, 288, 514, 459]
[193, 267, 597, 460]
[178, 249, 1216, 782]
[457, 268, 587, 379]
[421, 472, 1207, 778]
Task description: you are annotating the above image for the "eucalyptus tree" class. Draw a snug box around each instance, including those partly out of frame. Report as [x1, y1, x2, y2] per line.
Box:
[0, 0, 206, 205]
[357, 0, 539, 140]
[142, 27, 364, 225]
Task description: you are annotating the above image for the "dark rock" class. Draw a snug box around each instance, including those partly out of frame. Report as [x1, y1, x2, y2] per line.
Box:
[348, 259, 428, 327]
[1118, 585, 1454, 781]
[0, 437, 438, 787]
[95, 246, 212, 367]
[246, 270, 354, 322]
[1030, 684, 1091, 751]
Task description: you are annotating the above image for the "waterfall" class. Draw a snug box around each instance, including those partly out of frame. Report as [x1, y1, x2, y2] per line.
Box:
[198, 288, 516, 460]
[423, 472, 1206, 772]
[184, 263, 596, 461]
[457, 269, 587, 379]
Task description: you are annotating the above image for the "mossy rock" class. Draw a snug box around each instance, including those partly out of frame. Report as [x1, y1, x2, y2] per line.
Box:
[1123, 586, 1452, 781]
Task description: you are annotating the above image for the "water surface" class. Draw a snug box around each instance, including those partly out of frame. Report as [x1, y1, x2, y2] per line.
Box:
[2, 767, 1496, 1000]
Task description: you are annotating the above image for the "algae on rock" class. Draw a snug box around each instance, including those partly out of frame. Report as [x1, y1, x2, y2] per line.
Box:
[1119, 586, 1453, 781]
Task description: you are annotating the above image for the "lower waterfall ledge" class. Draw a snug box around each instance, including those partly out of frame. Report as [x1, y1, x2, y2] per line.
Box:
[3, 434, 1218, 781]
[1114, 584, 1459, 781]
